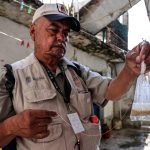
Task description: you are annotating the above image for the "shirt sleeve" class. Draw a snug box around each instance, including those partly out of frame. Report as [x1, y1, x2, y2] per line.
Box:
[0, 68, 15, 122]
[79, 63, 112, 106]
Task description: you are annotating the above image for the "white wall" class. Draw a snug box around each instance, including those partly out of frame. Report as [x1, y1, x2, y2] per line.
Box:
[0, 16, 33, 65]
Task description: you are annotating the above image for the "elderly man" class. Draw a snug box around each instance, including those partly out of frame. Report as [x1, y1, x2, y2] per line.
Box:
[0, 3, 150, 150]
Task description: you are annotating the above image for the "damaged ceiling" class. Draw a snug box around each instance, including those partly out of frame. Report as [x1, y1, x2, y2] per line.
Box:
[79, 0, 141, 34]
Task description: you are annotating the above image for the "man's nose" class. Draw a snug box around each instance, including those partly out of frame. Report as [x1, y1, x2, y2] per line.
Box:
[56, 32, 66, 42]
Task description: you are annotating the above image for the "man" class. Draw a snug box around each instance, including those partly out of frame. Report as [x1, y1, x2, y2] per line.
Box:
[0, 3, 150, 150]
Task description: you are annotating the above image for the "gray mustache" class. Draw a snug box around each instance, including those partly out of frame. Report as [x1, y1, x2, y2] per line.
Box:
[52, 42, 66, 48]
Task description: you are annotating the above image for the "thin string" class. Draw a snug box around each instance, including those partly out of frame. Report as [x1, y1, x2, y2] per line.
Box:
[57, 113, 101, 137]
[0, 31, 22, 41]
[42, 106, 132, 149]
[57, 113, 71, 127]
[42, 112, 101, 149]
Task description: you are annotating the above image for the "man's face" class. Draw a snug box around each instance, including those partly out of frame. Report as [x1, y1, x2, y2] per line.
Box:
[30, 17, 70, 65]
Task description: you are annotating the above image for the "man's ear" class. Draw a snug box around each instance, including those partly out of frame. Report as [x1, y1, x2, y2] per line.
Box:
[30, 24, 35, 41]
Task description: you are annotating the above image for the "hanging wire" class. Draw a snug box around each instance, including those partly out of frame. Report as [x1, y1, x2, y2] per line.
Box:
[0, 31, 29, 62]
[0, 31, 22, 42]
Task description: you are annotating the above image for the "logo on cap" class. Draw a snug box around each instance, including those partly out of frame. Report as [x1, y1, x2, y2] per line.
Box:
[57, 4, 68, 15]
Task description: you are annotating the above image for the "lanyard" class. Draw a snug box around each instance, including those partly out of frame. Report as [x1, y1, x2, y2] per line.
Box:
[45, 66, 81, 150]
[45, 65, 71, 104]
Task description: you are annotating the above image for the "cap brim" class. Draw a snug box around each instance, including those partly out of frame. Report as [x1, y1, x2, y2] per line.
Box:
[44, 14, 80, 32]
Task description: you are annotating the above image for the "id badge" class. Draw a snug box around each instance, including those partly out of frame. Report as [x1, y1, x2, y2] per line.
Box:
[67, 113, 85, 134]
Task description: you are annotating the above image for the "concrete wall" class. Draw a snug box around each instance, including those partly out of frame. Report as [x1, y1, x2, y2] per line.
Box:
[66, 43, 108, 72]
[0, 16, 33, 65]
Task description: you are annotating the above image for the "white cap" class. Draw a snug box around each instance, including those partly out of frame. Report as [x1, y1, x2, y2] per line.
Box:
[32, 3, 80, 32]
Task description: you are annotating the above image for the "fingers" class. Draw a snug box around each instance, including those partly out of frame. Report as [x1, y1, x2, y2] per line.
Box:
[132, 43, 141, 54]
[8, 109, 58, 139]
[137, 41, 150, 63]
[26, 110, 57, 129]
[17, 110, 57, 129]
[33, 118, 52, 127]
[32, 125, 50, 139]
[29, 125, 50, 139]
[29, 110, 57, 119]
[128, 41, 150, 65]
[126, 43, 140, 60]
[126, 50, 138, 60]
[125, 41, 150, 75]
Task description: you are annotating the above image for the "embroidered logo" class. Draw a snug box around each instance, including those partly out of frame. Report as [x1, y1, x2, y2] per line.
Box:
[32, 76, 45, 80]
[25, 76, 45, 83]
[26, 76, 31, 83]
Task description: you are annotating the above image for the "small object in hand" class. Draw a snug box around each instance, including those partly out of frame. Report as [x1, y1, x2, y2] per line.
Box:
[90, 115, 99, 124]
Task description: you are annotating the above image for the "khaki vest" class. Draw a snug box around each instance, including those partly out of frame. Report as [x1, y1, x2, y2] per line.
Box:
[11, 53, 101, 150]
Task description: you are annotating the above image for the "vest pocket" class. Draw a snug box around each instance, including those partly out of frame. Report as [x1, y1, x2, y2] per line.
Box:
[76, 92, 92, 119]
[22, 89, 58, 111]
[24, 89, 56, 102]
[80, 122, 101, 150]
[32, 123, 63, 143]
